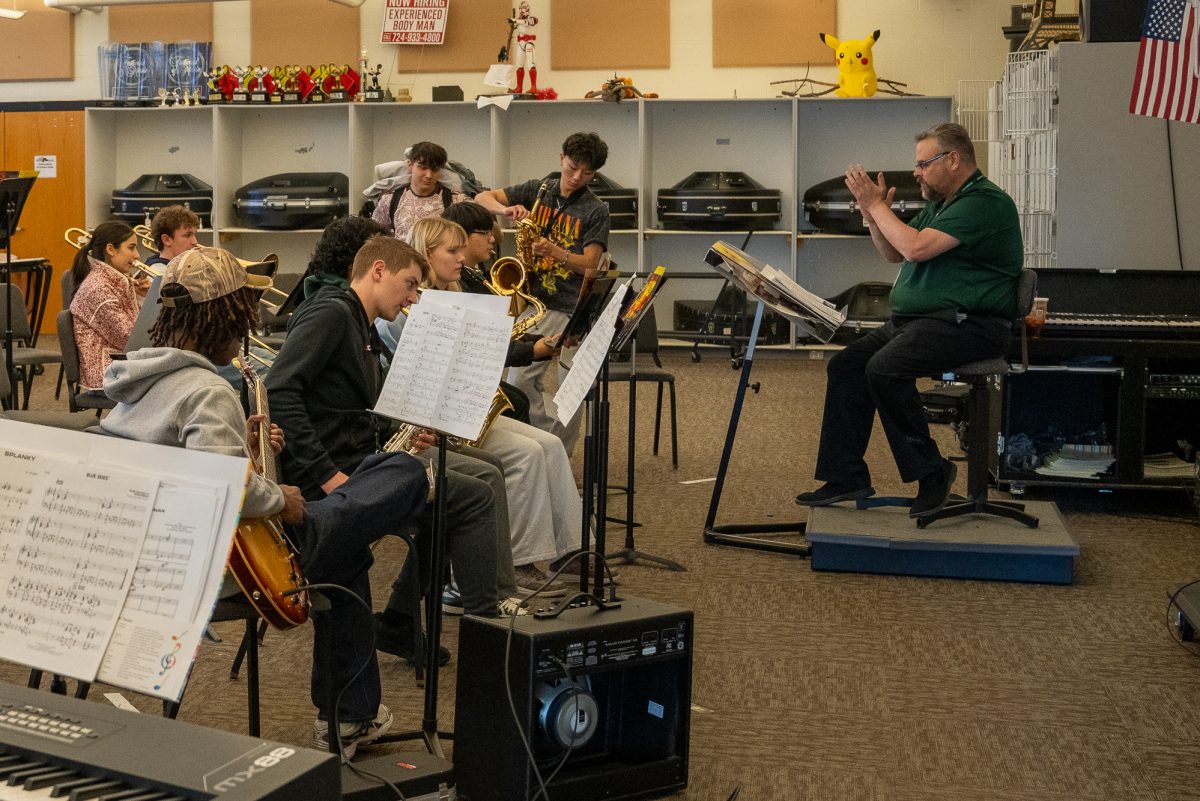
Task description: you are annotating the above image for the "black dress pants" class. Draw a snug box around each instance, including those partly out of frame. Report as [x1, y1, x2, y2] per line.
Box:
[814, 316, 1011, 485]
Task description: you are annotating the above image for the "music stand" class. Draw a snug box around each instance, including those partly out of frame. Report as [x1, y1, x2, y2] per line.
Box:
[605, 269, 685, 572]
[550, 281, 631, 600]
[700, 242, 845, 556]
[1, 172, 38, 409]
[374, 437, 453, 758]
[370, 289, 512, 758]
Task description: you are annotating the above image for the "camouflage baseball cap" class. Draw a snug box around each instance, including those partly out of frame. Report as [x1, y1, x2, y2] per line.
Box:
[159, 245, 271, 307]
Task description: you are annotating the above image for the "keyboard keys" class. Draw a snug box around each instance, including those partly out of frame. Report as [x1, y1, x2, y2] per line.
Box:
[68, 782, 124, 801]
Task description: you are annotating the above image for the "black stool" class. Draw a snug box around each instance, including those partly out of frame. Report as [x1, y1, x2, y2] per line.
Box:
[917, 269, 1040, 530]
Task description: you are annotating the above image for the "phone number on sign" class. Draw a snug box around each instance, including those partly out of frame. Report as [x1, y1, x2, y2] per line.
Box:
[384, 32, 445, 43]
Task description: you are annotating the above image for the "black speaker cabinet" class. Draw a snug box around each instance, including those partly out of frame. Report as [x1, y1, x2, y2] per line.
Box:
[454, 596, 692, 801]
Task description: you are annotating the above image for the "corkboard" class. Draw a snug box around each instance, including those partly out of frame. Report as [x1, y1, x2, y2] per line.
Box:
[712, 0, 836, 68]
[550, 0, 669, 70]
[250, 0, 360, 69]
[0, 1, 73, 82]
[107, 3, 213, 43]
[391, 0, 511, 73]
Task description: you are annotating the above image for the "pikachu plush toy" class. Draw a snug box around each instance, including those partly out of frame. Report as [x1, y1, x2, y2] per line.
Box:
[819, 30, 880, 98]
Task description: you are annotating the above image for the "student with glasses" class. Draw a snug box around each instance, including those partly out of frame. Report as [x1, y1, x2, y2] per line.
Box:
[795, 122, 1022, 519]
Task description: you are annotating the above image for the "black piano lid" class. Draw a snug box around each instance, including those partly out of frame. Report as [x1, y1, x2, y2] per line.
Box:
[1035, 267, 1200, 318]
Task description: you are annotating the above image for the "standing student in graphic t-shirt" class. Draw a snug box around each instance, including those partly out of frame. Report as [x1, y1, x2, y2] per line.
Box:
[474, 132, 611, 455]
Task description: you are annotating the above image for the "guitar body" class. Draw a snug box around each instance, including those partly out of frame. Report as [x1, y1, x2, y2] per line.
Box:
[229, 515, 308, 628]
[230, 356, 309, 629]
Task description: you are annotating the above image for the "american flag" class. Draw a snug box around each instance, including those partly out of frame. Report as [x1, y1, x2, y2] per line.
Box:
[1130, 0, 1200, 123]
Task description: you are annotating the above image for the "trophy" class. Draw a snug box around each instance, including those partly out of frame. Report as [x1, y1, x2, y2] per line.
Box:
[363, 64, 386, 102]
[281, 65, 303, 104]
[307, 65, 327, 103]
[326, 64, 349, 102]
[248, 65, 270, 103]
[167, 41, 211, 105]
[97, 42, 121, 106]
[230, 65, 251, 103]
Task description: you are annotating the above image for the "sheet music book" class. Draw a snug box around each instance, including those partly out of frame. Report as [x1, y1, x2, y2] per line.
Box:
[705, 241, 846, 342]
[611, 266, 668, 353]
[553, 283, 630, 425]
[561, 268, 622, 343]
[375, 289, 513, 441]
[0, 419, 247, 702]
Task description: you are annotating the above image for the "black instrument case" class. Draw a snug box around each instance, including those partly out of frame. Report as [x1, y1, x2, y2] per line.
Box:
[803, 171, 926, 233]
[110, 174, 213, 227]
[588, 172, 638, 229]
[234, 172, 349, 229]
[657, 171, 782, 230]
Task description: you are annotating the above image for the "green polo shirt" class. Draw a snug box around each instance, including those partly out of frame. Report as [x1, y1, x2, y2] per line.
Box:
[889, 170, 1023, 320]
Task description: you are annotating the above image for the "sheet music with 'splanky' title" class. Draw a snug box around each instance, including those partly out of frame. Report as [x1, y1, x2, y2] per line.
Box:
[0, 419, 248, 702]
[375, 289, 513, 441]
[0, 448, 158, 682]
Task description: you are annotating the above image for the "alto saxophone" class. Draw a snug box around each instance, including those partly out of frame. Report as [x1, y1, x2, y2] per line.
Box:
[381, 423, 437, 501]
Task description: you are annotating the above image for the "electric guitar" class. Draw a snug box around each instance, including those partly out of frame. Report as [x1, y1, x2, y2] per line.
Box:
[228, 357, 309, 628]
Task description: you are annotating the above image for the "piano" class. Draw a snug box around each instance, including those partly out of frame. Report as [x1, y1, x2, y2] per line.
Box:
[0, 682, 338, 801]
[1002, 267, 1200, 488]
[1037, 268, 1200, 341]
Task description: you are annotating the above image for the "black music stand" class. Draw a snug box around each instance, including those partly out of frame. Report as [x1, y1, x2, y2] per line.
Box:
[701, 242, 844, 556]
[1, 172, 38, 409]
[605, 277, 685, 572]
[555, 281, 631, 600]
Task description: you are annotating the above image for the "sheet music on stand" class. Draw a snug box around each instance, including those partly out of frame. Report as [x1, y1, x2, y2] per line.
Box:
[553, 282, 630, 425]
[705, 241, 846, 342]
[0, 419, 248, 702]
[611, 265, 668, 353]
[375, 289, 513, 440]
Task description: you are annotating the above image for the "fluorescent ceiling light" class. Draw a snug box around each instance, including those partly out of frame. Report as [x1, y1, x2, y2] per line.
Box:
[0, 6, 26, 18]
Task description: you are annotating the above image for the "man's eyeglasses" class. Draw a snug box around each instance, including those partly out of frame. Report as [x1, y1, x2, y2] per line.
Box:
[915, 152, 951, 171]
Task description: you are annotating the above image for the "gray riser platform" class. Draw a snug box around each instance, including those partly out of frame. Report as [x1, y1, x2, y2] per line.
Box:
[806, 500, 1079, 584]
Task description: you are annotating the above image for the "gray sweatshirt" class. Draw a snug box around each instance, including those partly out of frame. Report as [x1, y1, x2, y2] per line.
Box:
[101, 347, 285, 518]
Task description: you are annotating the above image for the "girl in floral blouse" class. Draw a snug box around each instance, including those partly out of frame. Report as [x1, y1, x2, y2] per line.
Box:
[69, 221, 148, 390]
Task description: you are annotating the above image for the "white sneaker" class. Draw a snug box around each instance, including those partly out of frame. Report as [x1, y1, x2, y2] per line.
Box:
[313, 704, 393, 762]
[497, 596, 531, 617]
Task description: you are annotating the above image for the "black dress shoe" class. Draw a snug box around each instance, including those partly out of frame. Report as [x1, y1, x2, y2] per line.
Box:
[795, 481, 875, 507]
[909, 459, 957, 518]
[374, 612, 451, 667]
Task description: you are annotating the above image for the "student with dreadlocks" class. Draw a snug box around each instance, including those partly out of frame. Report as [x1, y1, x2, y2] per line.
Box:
[99, 245, 495, 761]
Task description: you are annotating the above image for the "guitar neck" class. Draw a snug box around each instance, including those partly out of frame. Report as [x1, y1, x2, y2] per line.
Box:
[236, 356, 278, 483]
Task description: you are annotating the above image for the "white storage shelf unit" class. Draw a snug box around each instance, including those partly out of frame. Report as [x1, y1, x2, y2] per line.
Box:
[85, 96, 951, 337]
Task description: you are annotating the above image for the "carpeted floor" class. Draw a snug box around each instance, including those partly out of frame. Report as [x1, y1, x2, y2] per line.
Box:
[4, 343, 1200, 801]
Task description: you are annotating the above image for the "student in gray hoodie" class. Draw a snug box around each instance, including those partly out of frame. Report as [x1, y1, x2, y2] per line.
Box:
[101, 246, 472, 761]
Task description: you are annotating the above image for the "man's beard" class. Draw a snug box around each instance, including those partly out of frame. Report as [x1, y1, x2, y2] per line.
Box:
[919, 182, 946, 202]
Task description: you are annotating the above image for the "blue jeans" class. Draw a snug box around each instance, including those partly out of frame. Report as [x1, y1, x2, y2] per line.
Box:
[296, 451, 428, 724]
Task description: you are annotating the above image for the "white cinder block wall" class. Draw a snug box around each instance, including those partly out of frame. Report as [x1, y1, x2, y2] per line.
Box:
[0, 0, 1065, 103]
